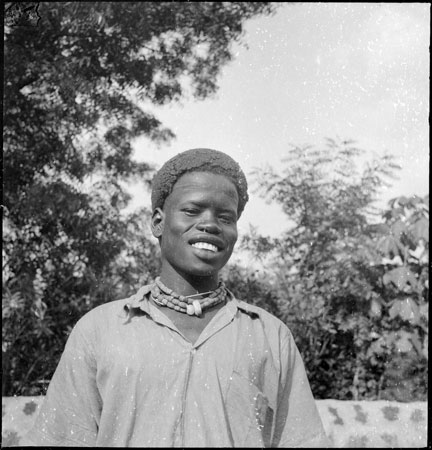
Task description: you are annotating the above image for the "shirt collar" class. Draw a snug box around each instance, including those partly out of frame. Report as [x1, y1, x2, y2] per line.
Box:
[123, 284, 153, 317]
[123, 284, 261, 320]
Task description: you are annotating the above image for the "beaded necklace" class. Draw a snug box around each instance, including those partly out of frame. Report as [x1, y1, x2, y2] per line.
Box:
[150, 277, 227, 316]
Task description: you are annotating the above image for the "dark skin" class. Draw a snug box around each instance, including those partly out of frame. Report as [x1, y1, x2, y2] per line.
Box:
[151, 171, 239, 344]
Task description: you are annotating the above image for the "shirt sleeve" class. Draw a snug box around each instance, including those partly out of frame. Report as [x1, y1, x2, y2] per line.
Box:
[24, 319, 102, 447]
[272, 329, 331, 448]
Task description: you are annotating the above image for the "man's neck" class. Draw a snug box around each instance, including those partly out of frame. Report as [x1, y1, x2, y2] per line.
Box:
[159, 264, 219, 297]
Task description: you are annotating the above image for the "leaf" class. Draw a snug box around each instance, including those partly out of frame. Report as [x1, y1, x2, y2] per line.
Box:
[390, 219, 408, 239]
[389, 298, 420, 324]
[377, 235, 401, 258]
[388, 301, 400, 319]
[386, 330, 423, 355]
[409, 217, 429, 243]
[422, 335, 428, 360]
[369, 298, 382, 318]
[367, 338, 387, 358]
[419, 302, 428, 319]
[395, 331, 413, 353]
[394, 196, 410, 207]
[368, 223, 390, 234]
[383, 267, 419, 292]
[410, 332, 423, 356]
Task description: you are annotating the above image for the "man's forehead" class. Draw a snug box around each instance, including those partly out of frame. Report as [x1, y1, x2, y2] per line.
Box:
[172, 171, 237, 192]
[166, 172, 239, 207]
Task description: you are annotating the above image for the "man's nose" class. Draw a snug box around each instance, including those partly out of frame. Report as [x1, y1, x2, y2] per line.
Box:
[196, 213, 221, 234]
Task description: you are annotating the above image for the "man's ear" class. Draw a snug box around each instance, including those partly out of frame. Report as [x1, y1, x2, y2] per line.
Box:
[151, 208, 165, 238]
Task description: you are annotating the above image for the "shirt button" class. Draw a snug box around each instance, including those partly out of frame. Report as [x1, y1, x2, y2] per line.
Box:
[191, 349, 197, 354]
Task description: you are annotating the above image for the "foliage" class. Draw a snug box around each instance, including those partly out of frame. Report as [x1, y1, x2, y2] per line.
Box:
[243, 138, 428, 401]
[3, 1, 277, 395]
[367, 195, 429, 401]
[222, 264, 280, 317]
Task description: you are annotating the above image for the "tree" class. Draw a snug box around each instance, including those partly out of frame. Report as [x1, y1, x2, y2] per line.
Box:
[242, 138, 426, 400]
[222, 264, 280, 317]
[367, 194, 429, 401]
[3, 2, 278, 395]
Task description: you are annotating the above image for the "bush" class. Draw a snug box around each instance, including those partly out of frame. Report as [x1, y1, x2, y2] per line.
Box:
[242, 139, 428, 401]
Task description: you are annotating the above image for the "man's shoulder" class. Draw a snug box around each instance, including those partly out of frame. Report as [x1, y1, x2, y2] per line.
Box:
[233, 299, 296, 359]
[74, 287, 149, 332]
[82, 297, 128, 318]
[235, 299, 291, 333]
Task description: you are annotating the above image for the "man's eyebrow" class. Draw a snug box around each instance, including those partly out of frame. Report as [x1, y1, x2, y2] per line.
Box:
[219, 207, 237, 214]
[180, 200, 205, 207]
[181, 200, 237, 214]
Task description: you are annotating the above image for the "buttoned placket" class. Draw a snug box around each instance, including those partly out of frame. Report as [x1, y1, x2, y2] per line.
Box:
[133, 298, 240, 446]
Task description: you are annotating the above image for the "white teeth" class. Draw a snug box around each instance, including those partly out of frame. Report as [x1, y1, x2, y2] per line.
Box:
[192, 242, 218, 252]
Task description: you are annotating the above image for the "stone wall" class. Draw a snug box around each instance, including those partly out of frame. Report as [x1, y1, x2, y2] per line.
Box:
[1, 396, 428, 447]
[316, 399, 427, 448]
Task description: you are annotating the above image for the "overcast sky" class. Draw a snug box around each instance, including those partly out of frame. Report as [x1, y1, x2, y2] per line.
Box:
[129, 2, 430, 243]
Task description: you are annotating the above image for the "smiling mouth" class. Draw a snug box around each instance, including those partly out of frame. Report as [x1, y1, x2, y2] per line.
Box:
[191, 242, 219, 253]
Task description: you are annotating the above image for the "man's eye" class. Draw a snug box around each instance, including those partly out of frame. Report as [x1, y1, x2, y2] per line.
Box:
[184, 209, 199, 216]
[220, 215, 235, 224]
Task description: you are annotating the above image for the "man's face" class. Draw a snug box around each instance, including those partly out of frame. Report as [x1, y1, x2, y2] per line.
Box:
[152, 171, 239, 279]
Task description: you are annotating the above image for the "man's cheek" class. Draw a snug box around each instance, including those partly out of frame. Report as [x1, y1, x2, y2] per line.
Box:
[229, 232, 238, 250]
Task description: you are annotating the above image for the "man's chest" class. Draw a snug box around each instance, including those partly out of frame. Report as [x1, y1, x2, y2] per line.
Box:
[94, 313, 281, 447]
[96, 314, 277, 397]
[94, 322, 237, 415]
[161, 305, 224, 344]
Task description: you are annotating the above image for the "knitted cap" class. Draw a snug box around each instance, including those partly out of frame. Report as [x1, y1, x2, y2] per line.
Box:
[151, 148, 249, 218]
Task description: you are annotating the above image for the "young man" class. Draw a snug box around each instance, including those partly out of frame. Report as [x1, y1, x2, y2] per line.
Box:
[25, 148, 329, 447]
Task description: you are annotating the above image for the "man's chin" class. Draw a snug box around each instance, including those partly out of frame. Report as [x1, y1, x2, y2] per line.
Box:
[184, 259, 229, 278]
[186, 266, 221, 278]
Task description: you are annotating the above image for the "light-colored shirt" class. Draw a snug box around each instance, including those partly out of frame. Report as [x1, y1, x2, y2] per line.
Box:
[26, 285, 330, 447]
